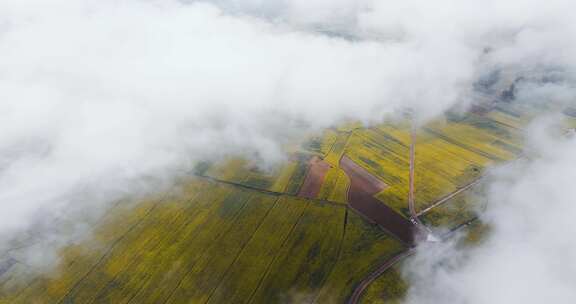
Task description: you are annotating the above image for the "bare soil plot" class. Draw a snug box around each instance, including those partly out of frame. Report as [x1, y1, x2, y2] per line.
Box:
[340, 156, 416, 246]
[297, 156, 331, 199]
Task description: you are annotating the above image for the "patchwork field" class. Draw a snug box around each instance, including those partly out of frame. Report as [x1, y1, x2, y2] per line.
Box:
[340, 104, 528, 219]
[0, 102, 544, 304]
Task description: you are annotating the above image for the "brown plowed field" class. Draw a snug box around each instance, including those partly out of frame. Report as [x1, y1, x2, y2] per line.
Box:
[298, 156, 331, 199]
[340, 156, 416, 245]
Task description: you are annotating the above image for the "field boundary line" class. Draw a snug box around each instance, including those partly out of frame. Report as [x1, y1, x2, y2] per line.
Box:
[194, 174, 346, 208]
[416, 178, 482, 217]
[310, 206, 349, 304]
[55, 197, 164, 304]
[93, 191, 204, 304]
[161, 190, 252, 304]
[204, 196, 281, 304]
[246, 200, 311, 304]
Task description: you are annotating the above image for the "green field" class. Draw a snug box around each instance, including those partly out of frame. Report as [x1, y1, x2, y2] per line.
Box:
[341, 105, 528, 218]
[360, 263, 408, 304]
[0, 178, 404, 304]
[0, 102, 546, 304]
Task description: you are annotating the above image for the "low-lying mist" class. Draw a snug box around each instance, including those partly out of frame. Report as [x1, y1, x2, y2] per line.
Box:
[1, 0, 576, 295]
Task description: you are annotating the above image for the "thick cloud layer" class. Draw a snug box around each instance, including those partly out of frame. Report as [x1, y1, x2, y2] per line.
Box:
[1, 0, 576, 272]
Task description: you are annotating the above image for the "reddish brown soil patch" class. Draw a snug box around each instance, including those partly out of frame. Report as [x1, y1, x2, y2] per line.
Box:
[298, 156, 331, 199]
[340, 156, 416, 245]
[340, 156, 387, 194]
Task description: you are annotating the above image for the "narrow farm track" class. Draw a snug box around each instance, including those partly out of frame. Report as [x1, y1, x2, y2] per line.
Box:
[346, 122, 490, 304]
[408, 124, 429, 234]
[347, 123, 424, 304]
[195, 173, 346, 208]
[416, 178, 482, 217]
[408, 125, 417, 219]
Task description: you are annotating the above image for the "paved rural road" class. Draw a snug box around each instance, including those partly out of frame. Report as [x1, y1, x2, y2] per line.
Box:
[346, 249, 415, 304]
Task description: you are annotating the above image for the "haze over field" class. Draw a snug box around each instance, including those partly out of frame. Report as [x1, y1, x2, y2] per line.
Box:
[1, 0, 576, 302]
[404, 116, 576, 303]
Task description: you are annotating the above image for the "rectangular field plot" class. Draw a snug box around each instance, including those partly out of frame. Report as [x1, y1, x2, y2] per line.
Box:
[317, 167, 350, 203]
[344, 125, 411, 217]
[314, 211, 406, 303]
[324, 131, 352, 167]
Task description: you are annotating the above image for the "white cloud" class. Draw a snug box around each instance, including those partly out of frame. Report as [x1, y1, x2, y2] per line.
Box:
[1, 0, 576, 271]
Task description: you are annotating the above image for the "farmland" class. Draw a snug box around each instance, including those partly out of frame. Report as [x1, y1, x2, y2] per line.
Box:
[0, 102, 543, 303]
[360, 218, 493, 304]
[360, 263, 407, 304]
[0, 177, 404, 304]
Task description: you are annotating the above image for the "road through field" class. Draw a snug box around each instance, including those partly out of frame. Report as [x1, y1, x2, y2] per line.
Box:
[346, 123, 423, 304]
[416, 178, 482, 217]
[344, 128, 419, 304]
[408, 124, 433, 237]
[346, 249, 414, 304]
